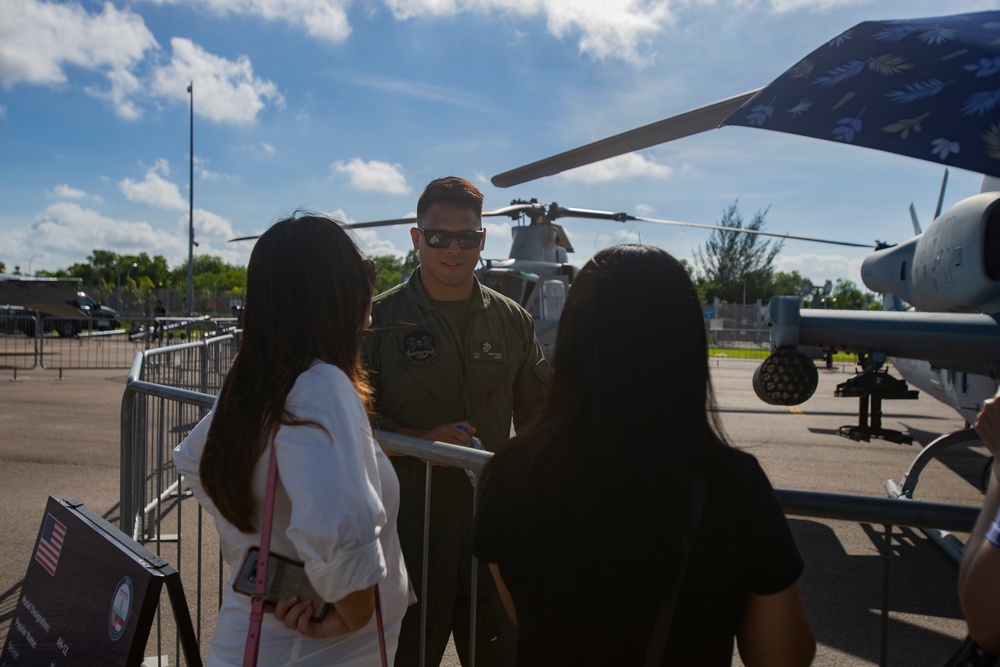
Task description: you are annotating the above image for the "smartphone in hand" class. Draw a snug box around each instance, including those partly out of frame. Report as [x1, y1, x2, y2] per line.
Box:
[232, 547, 330, 621]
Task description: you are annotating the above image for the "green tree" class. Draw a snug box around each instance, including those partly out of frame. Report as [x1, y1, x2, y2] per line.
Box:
[694, 201, 783, 304]
[46, 251, 174, 305]
[0, 261, 5, 273]
[828, 278, 881, 310]
[371, 251, 419, 295]
[678, 258, 710, 305]
[169, 255, 248, 313]
[769, 270, 808, 300]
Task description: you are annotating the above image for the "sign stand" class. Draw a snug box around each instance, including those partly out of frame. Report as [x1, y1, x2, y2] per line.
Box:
[1, 496, 202, 667]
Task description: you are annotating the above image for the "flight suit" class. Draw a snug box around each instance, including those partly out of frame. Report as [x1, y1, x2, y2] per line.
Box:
[362, 268, 550, 667]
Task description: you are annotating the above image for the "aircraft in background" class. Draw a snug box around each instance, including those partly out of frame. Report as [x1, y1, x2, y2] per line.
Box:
[489, 10, 1000, 506]
[232, 199, 864, 360]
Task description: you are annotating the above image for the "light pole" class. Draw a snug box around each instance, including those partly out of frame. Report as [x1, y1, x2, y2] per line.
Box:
[28, 254, 44, 276]
[187, 81, 195, 317]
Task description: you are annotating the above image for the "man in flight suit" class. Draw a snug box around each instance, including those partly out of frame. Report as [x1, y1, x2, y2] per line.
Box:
[362, 176, 550, 667]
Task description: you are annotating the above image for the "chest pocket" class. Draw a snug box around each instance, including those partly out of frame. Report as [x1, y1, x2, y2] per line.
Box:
[468, 338, 517, 403]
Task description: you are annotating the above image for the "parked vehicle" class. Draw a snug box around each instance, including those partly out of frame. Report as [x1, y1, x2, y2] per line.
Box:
[0, 292, 120, 337]
[58, 292, 121, 335]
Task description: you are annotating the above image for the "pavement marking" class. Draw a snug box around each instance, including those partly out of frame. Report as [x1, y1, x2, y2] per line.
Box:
[788, 405, 806, 417]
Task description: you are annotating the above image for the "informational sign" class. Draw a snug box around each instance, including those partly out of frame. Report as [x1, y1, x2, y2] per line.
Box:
[1, 497, 201, 667]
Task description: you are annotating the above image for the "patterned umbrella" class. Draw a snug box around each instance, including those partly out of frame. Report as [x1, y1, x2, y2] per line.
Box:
[722, 11, 1000, 177]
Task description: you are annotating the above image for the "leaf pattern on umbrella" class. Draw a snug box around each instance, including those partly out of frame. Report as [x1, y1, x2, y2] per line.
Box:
[723, 10, 1000, 177]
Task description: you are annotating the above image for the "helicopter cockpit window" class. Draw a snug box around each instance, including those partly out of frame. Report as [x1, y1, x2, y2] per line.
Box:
[479, 272, 524, 302]
[479, 271, 542, 318]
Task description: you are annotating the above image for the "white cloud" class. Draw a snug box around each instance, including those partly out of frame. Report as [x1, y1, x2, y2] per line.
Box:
[136, 0, 353, 43]
[351, 227, 407, 258]
[0, 0, 158, 118]
[193, 209, 237, 242]
[766, 0, 869, 11]
[49, 184, 89, 200]
[0, 0, 158, 88]
[330, 69, 494, 111]
[382, 0, 673, 65]
[84, 63, 146, 120]
[120, 168, 187, 211]
[1, 2, 284, 121]
[634, 203, 655, 216]
[482, 220, 514, 258]
[775, 251, 864, 287]
[135, 0, 672, 65]
[555, 152, 673, 185]
[333, 158, 411, 195]
[148, 38, 285, 124]
[26, 201, 183, 257]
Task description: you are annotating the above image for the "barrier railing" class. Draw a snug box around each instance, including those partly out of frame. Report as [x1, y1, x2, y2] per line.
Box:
[0, 316, 239, 379]
[120, 337, 980, 667]
[0, 315, 39, 376]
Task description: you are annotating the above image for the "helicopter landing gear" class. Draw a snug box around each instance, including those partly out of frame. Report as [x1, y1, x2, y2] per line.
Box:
[835, 364, 919, 444]
[885, 427, 981, 498]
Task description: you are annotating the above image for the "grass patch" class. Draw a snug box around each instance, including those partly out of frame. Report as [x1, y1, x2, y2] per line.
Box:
[707, 348, 861, 363]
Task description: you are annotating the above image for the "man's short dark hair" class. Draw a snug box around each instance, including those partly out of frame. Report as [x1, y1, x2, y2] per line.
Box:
[417, 177, 484, 224]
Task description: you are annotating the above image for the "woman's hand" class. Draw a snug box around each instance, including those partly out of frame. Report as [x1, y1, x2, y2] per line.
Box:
[273, 597, 350, 639]
[273, 585, 377, 639]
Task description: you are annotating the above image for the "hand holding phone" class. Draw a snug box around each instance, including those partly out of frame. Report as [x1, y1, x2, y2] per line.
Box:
[233, 547, 330, 621]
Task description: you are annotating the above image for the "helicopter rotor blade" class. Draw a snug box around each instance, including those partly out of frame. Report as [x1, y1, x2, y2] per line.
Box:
[549, 205, 637, 222]
[491, 88, 763, 188]
[228, 216, 418, 242]
[531, 204, 871, 248]
[345, 217, 416, 229]
[228, 200, 868, 250]
[483, 201, 547, 219]
[632, 215, 871, 248]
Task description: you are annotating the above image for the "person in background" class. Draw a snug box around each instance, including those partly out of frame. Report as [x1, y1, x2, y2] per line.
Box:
[362, 176, 550, 667]
[153, 298, 167, 341]
[472, 244, 815, 667]
[957, 392, 1000, 659]
[173, 214, 410, 666]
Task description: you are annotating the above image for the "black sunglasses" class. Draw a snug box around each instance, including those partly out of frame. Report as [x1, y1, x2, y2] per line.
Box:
[416, 227, 484, 250]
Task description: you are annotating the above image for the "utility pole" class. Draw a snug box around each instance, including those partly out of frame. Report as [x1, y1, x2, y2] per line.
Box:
[187, 81, 194, 317]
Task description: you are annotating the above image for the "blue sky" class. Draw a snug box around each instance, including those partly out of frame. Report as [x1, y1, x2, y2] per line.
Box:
[2, 0, 997, 289]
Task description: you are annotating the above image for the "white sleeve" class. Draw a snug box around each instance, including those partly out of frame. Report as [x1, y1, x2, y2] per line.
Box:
[278, 365, 387, 604]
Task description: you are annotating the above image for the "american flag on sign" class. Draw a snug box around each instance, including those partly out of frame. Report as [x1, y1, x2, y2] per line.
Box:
[34, 514, 66, 576]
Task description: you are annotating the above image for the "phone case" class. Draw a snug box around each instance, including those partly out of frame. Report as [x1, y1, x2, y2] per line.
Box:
[233, 547, 330, 621]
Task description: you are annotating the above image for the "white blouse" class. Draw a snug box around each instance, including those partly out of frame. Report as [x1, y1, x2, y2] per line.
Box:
[173, 362, 410, 666]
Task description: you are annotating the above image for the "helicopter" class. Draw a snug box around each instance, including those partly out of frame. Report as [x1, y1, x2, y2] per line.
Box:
[231, 198, 866, 360]
[488, 9, 1000, 502]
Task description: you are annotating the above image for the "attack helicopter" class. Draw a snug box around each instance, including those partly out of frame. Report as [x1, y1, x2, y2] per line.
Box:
[488, 9, 1000, 507]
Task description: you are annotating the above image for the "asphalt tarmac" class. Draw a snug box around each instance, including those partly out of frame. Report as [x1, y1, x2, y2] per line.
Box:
[0, 359, 986, 666]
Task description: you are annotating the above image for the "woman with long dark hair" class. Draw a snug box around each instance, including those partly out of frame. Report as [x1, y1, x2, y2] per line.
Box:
[173, 214, 410, 665]
[472, 244, 814, 666]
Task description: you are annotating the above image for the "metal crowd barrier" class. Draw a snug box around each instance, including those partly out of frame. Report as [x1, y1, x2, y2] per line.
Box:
[120, 336, 981, 667]
[0, 315, 239, 379]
